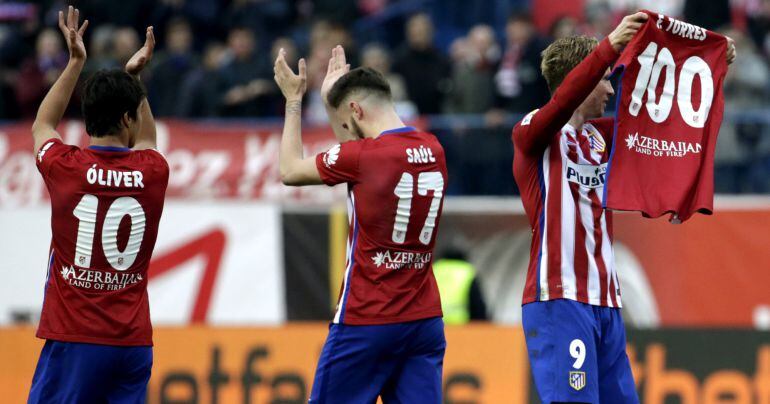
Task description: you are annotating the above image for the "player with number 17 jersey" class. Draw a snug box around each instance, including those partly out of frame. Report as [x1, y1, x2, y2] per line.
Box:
[316, 126, 446, 325]
[36, 140, 168, 346]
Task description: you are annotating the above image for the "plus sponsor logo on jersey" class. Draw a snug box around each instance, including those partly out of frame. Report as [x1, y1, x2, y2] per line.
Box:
[566, 161, 607, 189]
[371, 250, 432, 270]
[60, 265, 143, 291]
[322, 144, 340, 168]
[405, 145, 436, 164]
[625, 132, 702, 158]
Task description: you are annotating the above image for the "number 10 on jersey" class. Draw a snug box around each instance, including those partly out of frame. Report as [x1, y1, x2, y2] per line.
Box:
[392, 172, 444, 245]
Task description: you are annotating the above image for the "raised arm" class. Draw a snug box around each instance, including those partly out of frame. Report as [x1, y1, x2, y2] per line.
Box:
[31, 6, 89, 152]
[321, 45, 355, 141]
[125, 27, 157, 150]
[274, 49, 323, 186]
[515, 12, 648, 155]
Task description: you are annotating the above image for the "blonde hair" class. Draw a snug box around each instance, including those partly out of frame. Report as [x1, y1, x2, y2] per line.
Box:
[540, 35, 599, 94]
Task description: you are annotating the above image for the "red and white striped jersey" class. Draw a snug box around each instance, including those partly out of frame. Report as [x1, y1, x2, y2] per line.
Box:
[512, 38, 623, 308]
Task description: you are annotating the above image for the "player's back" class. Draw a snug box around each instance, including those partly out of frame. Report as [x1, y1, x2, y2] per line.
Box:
[36, 140, 169, 346]
[317, 127, 448, 325]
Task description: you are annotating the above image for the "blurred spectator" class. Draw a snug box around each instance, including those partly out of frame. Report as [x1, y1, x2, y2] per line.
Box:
[83, 25, 120, 78]
[148, 18, 199, 117]
[549, 16, 580, 40]
[584, 1, 616, 39]
[177, 42, 227, 117]
[493, 12, 550, 114]
[443, 25, 500, 114]
[392, 13, 451, 115]
[718, 28, 770, 192]
[112, 27, 141, 67]
[217, 27, 276, 117]
[15, 28, 67, 118]
[361, 43, 416, 117]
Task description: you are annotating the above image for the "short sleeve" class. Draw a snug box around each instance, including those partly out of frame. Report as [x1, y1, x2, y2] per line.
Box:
[35, 138, 78, 178]
[315, 141, 363, 186]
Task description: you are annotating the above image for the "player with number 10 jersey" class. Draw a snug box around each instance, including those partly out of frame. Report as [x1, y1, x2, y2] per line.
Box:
[28, 8, 165, 403]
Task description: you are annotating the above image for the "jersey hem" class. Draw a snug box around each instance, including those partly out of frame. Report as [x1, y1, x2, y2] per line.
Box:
[36, 330, 153, 347]
[604, 205, 712, 222]
[522, 296, 623, 309]
[339, 308, 443, 325]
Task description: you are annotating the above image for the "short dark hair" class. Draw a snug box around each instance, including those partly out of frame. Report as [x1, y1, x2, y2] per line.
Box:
[82, 70, 145, 137]
[326, 67, 392, 109]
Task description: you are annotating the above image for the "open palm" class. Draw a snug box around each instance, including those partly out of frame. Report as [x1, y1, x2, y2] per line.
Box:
[126, 27, 156, 76]
[321, 45, 350, 105]
[57, 6, 88, 60]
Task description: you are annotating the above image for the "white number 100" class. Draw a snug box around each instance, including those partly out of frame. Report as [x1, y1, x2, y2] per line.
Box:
[629, 41, 714, 128]
[73, 195, 146, 271]
[392, 172, 444, 245]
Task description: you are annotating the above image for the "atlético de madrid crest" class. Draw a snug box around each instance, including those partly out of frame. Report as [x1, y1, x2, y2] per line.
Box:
[569, 371, 586, 391]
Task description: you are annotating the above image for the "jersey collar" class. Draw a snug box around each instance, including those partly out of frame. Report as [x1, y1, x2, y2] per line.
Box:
[88, 145, 131, 152]
[378, 126, 417, 137]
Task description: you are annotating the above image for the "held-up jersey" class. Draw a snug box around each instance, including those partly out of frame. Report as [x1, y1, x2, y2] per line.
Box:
[512, 38, 623, 308]
[316, 127, 447, 325]
[605, 10, 728, 222]
[35, 139, 169, 346]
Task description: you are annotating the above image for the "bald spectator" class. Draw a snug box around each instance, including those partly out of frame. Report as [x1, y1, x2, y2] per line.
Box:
[444, 25, 500, 114]
[393, 13, 451, 115]
[112, 28, 141, 67]
[83, 25, 121, 78]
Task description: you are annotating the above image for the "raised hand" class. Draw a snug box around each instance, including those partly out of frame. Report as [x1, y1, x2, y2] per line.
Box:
[126, 27, 155, 76]
[274, 48, 307, 102]
[608, 12, 649, 52]
[57, 6, 89, 61]
[726, 36, 736, 65]
[321, 45, 351, 105]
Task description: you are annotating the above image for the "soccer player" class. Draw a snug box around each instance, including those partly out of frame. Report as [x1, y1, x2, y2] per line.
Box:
[513, 12, 736, 403]
[28, 7, 167, 403]
[273, 45, 448, 403]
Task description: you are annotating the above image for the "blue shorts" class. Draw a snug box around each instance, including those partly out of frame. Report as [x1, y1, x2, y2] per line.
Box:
[522, 299, 638, 404]
[28, 340, 152, 404]
[310, 317, 445, 404]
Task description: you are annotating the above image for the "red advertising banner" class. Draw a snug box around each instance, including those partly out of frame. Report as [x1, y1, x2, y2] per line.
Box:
[0, 120, 343, 206]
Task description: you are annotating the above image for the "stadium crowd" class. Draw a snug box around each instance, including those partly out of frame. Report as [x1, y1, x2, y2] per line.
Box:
[1, 0, 770, 192]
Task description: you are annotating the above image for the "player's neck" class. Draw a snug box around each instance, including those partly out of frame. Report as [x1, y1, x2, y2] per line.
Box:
[367, 110, 407, 139]
[89, 134, 130, 148]
[568, 110, 588, 131]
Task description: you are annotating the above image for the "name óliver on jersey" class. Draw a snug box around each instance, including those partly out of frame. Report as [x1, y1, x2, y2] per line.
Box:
[605, 10, 728, 222]
[36, 139, 169, 346]
[315, 127, 447, 325]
